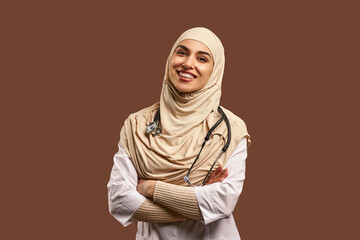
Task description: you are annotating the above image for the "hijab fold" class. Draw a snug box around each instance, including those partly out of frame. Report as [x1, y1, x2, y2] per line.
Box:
[120, 27, 250, 186]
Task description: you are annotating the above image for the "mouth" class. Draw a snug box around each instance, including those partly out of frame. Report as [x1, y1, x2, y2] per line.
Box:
[177, 70, 197, 82]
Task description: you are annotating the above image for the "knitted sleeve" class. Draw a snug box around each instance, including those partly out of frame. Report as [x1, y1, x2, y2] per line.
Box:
[131, 198, 187, 223]
[153, 181, 203, 220]
[108, 141, 187, 225]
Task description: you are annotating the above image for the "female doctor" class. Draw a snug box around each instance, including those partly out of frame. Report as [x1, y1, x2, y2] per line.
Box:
[107, 27, 251, 240]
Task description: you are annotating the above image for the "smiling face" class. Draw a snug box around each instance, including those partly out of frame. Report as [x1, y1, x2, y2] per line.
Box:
[169, 39, 214, 93]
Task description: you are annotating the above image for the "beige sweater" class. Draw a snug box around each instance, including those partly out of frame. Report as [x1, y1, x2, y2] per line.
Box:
[131, 181, 202, 222]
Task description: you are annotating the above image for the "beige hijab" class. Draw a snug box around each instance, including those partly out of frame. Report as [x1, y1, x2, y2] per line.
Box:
[120, 27, 250, 186]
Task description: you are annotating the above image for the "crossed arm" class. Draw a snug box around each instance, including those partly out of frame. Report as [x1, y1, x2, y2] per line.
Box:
[133, 165, 229, 222]
[107, 137, 247, 226]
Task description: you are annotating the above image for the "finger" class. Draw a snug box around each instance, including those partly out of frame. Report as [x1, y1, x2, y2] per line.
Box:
[206, 166, 222, 181]
[222, 170, 229, 179]
[214, 168, 228, 182]
[217, 173, 228, 183]
[205, 174, 215, 184]
[212, 166, 224, 178]
[222, 170, 229, 181]
[220, 168, 228, 178]
[212, 166, 223, 176]
[214, 168, 228, 180]
[221, 170, 229, 181]
[205, 172, 217, 184]
[205, 166, 225, 184]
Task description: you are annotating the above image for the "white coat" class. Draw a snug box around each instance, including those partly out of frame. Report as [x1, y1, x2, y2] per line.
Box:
[107, 137, 248, 240]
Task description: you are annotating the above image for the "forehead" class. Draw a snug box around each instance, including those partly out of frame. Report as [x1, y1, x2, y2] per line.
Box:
[176, 39, 213, 57]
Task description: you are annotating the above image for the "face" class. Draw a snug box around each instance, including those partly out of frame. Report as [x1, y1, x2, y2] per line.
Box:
[169, 39, 214, 93]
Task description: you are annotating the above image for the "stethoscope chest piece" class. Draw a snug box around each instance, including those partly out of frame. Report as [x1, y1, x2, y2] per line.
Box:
[146, 121, 161, 135]
[146, 121, 158, 133]
[146, 109, 161, 136]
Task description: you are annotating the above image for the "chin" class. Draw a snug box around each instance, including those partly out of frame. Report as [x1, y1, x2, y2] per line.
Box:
[173, 83, 195, 93]
[175, 87, 191, 93]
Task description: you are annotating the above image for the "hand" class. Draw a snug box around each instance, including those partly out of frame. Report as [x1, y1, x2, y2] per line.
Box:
[204, 165, 228, 185]
[137, 179, 157, 198]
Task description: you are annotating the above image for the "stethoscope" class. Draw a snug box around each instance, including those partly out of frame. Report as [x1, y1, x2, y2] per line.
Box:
[146, 106, 231, 186]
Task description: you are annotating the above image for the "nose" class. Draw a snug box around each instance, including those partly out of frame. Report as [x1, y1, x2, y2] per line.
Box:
[181, 56, 195, 69]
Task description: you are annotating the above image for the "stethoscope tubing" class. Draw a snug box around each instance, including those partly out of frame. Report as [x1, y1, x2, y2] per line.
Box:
[146, 106, 231, 187]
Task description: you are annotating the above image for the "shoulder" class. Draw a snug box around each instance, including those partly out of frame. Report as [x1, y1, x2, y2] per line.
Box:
[125, 103, 160, 123]
[120, 103, 159, 143]
[220, 106, 247, 130]
[220, 106, 251, 146]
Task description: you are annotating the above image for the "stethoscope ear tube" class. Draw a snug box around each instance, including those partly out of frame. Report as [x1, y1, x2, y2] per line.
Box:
[219, 107, 231, 152]
[205, 106, 225, 141]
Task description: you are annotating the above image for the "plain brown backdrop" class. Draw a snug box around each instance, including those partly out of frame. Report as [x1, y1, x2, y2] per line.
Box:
[1, 0, 359, 239]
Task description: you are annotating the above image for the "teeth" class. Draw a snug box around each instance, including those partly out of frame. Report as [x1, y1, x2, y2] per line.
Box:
[179, 72, 195, 79]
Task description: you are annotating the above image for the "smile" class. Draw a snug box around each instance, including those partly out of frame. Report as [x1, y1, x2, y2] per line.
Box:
[177, 71, 196, 81]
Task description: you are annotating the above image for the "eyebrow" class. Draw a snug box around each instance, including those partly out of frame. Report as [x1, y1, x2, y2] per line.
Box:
[177, 45, 211, 57]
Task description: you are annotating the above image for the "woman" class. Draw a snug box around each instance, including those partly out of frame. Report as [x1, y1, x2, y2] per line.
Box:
[107, 27, 250, 240]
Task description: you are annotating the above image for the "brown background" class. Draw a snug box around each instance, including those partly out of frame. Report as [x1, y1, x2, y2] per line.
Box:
[1, 0, 359, 239]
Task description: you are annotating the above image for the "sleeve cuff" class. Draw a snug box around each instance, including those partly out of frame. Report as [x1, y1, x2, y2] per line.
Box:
[194, 183, 221, 225]
[111, 190, 146, 227]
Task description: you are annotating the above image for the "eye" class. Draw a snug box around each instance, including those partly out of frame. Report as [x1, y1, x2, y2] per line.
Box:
[176, 50, 187, 56]
[198, 56, 208, 63]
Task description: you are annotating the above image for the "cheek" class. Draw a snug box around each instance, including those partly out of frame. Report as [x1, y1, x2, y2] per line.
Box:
[169, 59, 179, 83]
[200, 65, 213, 79]
[171, 57, 182, 69]
[169, 58, 176, 74]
